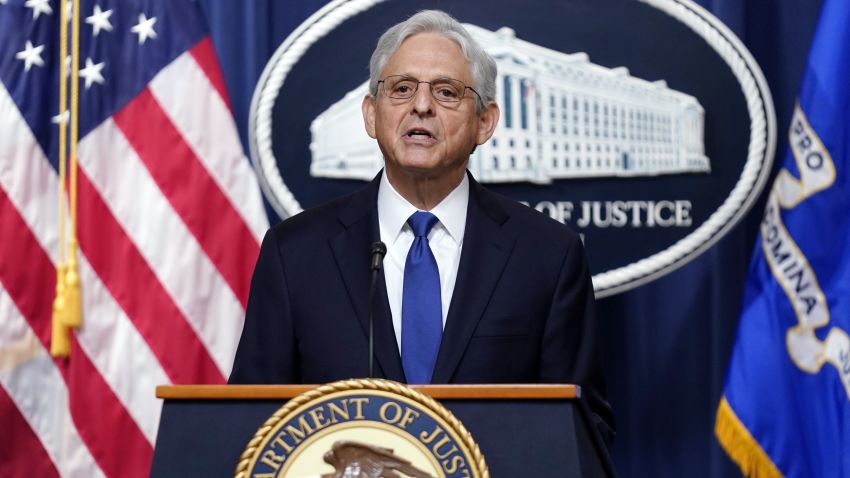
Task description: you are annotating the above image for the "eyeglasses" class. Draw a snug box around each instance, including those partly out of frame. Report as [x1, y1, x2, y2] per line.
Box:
[377, 75, 482, 106]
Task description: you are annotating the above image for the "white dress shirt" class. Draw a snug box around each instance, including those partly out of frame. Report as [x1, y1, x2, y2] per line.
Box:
[377, 172, 469, 352]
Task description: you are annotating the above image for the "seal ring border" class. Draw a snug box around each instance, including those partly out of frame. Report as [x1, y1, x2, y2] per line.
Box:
[233, 378, 490, 478]
[247, 0, 776, 297]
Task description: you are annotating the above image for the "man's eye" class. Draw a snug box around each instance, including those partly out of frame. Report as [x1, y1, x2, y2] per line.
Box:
[393, 82, 415, 94]
[434, 85, 459, 99]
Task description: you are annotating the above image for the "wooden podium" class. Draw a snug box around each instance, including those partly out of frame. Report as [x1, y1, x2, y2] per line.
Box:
[151, 384, 613, 477]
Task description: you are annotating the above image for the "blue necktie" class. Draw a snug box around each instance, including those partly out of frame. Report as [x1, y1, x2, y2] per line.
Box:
[401, 211, 442, 384]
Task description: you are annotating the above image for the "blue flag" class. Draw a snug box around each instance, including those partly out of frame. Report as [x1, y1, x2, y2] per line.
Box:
[716, 0, 850, 476]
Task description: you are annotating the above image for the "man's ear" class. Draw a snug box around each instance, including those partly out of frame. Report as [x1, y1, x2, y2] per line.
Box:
[476, 102, 500, 145]
[362, 94, 377, 139]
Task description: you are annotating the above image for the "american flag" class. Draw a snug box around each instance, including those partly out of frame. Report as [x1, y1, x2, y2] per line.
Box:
[0, 0, 268, 476]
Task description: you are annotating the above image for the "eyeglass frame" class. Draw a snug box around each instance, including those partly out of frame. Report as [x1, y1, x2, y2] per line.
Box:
[376, 75, 484, 109]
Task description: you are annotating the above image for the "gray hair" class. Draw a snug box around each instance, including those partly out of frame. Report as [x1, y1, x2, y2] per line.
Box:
[368, 10, 497, 112]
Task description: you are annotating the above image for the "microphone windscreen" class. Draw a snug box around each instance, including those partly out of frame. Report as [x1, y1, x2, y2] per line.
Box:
[371, 241, 387, 256]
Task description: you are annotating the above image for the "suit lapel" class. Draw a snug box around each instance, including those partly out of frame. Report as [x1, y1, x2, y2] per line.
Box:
[329, 175, 405, 382]
[431, 177, 516, 383]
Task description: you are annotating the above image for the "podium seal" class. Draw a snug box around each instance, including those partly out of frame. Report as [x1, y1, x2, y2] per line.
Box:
[234, 379, 489, 478]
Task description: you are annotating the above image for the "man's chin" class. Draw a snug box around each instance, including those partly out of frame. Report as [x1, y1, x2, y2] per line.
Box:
[390, 162, 462, 181]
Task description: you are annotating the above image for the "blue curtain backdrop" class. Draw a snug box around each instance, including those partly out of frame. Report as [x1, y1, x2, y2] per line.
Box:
[197, 0, 825, 476]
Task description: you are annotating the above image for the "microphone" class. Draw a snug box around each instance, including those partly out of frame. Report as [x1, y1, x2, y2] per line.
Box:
[368, 241, 387, 378]
[371, 242, 387, 271]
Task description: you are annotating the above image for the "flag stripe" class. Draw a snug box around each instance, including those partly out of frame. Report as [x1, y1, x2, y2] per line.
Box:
[78, 119, 244, 377]
[0, 83, 59, 271]
[0, 185, 54, 345]
[0, 386, 60, 478]
[65, 337, 154, 478]
[0, 287, 106, 478]
[113, 88, 260, 307]
[0, 186, 152, 478]
[76, 170, 225, 384]
[76, 253, 168, 443]
[188, 37, 233, 112]
[151, 48, 267, 243]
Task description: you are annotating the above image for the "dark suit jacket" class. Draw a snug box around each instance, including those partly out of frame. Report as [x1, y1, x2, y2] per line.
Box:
[229, 172, 614, 443]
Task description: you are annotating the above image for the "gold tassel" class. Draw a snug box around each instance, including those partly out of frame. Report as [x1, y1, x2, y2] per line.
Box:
[50, 316, 71, 358]
[62, 239, 82, 328]
[715, 397, 784, 478]
[50, 266, 71, 357]
[52, 265, 68, 324]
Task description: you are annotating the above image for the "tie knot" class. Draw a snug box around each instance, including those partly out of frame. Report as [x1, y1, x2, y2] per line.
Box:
[407, 211, 439, 238]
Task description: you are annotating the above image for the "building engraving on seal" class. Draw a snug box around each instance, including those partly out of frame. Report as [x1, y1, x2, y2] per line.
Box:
[309, 24, 710, 184]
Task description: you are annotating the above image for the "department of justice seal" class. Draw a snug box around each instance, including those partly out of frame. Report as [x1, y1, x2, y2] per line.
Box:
[249, 0, 776, 297]
[234, 379, 488, 478]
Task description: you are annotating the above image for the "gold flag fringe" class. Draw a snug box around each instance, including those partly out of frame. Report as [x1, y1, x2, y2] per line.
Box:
[715, 397, 784, 478]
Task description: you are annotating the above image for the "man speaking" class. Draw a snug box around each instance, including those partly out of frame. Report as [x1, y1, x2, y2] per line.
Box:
[230, 10, 613, 443]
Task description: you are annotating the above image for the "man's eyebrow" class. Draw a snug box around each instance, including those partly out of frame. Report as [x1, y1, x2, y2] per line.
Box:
[391, 74, 457, 81]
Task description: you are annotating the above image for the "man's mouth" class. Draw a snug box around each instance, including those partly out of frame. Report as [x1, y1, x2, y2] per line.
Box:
[404, 128, 435, 139]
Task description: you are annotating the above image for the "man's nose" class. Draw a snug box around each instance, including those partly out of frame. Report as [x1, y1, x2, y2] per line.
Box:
[411, 82, 434, 115]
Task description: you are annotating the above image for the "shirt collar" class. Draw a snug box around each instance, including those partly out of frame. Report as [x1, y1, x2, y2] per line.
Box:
[377, 171, 469, 246]
[430, 174, 468, 245]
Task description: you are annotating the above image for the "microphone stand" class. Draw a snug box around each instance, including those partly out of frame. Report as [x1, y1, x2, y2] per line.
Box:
[368, 241, 387, 378]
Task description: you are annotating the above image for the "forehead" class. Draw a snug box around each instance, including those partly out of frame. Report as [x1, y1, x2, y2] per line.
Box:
[381, 32, 472, 82]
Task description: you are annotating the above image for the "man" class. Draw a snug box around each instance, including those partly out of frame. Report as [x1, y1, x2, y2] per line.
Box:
[230, 10, 613, 444]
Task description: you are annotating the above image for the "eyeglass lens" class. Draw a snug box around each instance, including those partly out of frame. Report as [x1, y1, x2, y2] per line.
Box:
[383, 76, 467, 102]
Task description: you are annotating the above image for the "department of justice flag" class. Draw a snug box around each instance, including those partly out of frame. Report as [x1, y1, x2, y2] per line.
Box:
[716, 0, 850, 476]
[0, 0, 268, 475]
